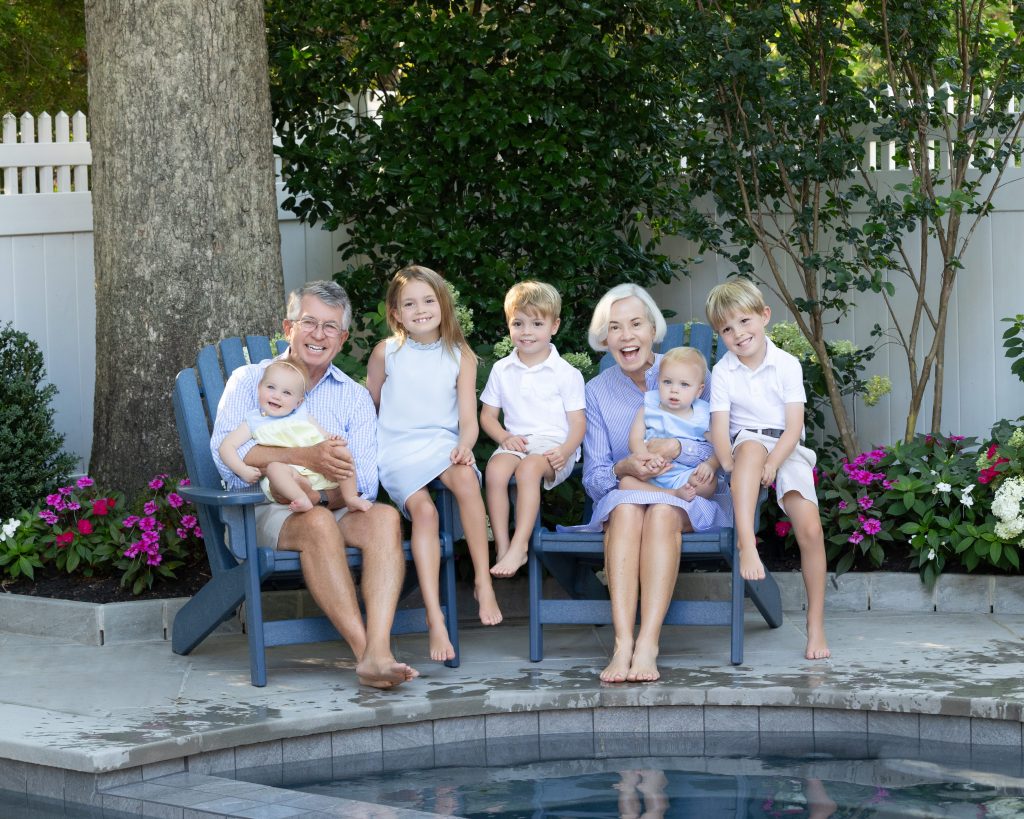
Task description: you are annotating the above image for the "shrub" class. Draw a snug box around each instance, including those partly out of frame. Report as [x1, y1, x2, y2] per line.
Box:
[0, 323, 77, 520]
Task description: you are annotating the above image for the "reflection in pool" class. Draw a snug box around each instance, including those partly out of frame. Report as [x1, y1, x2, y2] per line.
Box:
[290, 732, 1024, 818]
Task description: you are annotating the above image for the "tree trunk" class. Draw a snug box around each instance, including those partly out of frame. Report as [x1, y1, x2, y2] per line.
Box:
[85, 0, 282, 494]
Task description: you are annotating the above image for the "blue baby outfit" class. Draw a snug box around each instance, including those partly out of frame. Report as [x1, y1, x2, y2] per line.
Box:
[643, 393, 714, 490]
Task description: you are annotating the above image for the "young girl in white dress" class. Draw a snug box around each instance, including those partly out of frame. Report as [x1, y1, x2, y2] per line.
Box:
[367, 265, 502, 661]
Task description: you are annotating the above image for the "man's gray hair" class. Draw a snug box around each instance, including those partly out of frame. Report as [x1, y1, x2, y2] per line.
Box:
[286, 280, 353, 331]
[587, 283, 666, 351]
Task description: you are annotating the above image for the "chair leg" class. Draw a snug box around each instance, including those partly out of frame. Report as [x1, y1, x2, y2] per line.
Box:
[171, 563, 248, 655]
[442, 534, 460, 669]
[529, 545, 543, 662]
[730, 543, 744, 665]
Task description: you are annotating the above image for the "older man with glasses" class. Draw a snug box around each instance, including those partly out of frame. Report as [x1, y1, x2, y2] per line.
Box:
[211, 280, 418, 689]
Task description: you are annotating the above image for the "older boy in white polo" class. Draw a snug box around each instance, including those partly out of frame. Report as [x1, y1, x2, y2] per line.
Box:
[706, 278, 830, 661]
[481, 281, 586, 578]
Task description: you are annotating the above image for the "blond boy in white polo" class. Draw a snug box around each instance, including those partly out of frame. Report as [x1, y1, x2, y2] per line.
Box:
[706, 278, 829, 660]
[481, 281, 586, 578]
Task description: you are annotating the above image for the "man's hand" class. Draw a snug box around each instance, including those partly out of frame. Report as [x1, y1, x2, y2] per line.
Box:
[501, 435, 528, 452]
[309, 438, 355, 483]
[647, 437, 682, 462]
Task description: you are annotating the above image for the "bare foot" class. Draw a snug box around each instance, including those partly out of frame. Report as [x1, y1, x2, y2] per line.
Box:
[289, 495, 314, 513]
[344, 495, 373, 512]
[805, 621, 831, 660]
[676, 483, 697, 501]
[490, 545, 528, 578]
[428, 621, 456, 662]
[737, 542, 766, 581]
[600, 644, 633, 683]
[626, 643, 660, 682]
[475, 583, 503, 625]
[355, 656, 419, 689]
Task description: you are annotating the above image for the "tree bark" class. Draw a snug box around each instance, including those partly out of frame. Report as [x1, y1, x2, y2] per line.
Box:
[85, 0, 282, 494]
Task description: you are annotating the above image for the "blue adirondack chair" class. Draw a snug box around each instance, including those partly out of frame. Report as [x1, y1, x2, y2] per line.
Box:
[528, 321, 784, 664]
[171, 335, 459, 686]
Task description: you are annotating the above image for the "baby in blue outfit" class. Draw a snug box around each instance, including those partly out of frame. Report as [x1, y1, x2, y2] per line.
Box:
[619, 346, 719, 501]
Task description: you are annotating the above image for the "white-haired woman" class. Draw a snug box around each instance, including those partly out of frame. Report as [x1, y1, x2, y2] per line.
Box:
[580, 284, 725, 683]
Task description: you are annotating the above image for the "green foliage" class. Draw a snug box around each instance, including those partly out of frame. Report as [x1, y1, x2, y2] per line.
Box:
[0, 323, 77, 521]
[1001, 314, 1024, 384]
[0, 512, 45, 580]
[0, 0, 87, 114]
[267, 0, 691, 351]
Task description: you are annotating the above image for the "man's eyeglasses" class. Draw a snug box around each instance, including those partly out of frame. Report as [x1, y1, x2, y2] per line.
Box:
[294, 316, 344, 338]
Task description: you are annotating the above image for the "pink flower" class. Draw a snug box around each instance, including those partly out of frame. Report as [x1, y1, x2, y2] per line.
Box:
[66, 501, 80, 511]
[58, 485, 73, 496]
[91, 499, 110, 516]
[775, 521, 792, 537]
[176, 527, 189, 538]
[55, 531, 74, 548]
[122, 515, 140, 528]
[107, 497, 117, 509]
[181, 514, 197, 529]
[862, 518, 882, 535]
[76, 476, 94, 489]
[45, 493, 62, 507]
[838, 500, 848, 510]
[147, 554, 163, 566]
[882, 479, 894, 490]
[848, 532, 864, 545]
[143, 500, 158, 515]
[858, 496, 874, 511]
[167, 493, 184, 509]
[138, 516, 157, 532]
[39, 510, 59, 525]
[950, 435, 965, 442]
[77, 519, 93, 535]
[194, 527, 203, 539]
[179, 478, 191, 487]
[148, 477, 164, 490]
[141, 530, 160, 545]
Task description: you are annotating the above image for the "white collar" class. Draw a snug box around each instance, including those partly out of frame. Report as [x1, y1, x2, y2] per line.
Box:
[509, 345, 560, 371]
[724, 336, 780, 373]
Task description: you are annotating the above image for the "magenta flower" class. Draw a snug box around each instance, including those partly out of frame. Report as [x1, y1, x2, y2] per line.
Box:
[862, 518, 882, 535]
[858, 496, 874, 511]
[194, 527, 203, 539]
[66, 501, 80, 511]
[848, 532, 864, 545]
[950, 435, 965, 442]
[167, 492, 184, 509]
[148, 477, 164, 490]
[122, 515, 140, 527]
[143, 500, 158, 516]
[181, 514, 197, 529]
[138, 516, 157, 532]
[179, 477, 191, 487]
[176, 527, 188, 538]
[76, 476, 95, 489]
[77, 519, 93, 535]
[775, 521, 792, 537]
[882, 479, 895, 490]
[838, 500, 848, 511]
[55, 531, 74, 548]
[45, 493, 62, 507]
[39, 510, 59, 525]
[141, 530, 160, 545]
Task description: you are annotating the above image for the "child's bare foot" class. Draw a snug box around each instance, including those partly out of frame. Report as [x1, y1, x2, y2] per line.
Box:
[355, 656, 419, 689]
[737, 542, 766, 580]
[600, 641, 633, 683]
[428, 621, 456, 662]
[475, 583, 503, 625]
[676, 483, 697, 501]
[805, 621, 831, 660]
[344, 495, 373, 512]
[491, 544, 528, 578]
[289, 495, 314, 513]
[626, 642, 660, 682]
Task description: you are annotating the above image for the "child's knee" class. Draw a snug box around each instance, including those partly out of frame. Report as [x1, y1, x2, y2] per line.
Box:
[515, 456, 549, 481]
[408, 497, 439, 527]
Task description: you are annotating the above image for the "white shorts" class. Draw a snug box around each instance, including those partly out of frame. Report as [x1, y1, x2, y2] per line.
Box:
[255, 502, 349, 550]
[731, 429, 818, 512]
[489, 434, 578, 490]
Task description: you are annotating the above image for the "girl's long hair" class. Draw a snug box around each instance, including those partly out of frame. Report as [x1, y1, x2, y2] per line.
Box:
[385, 265, 471, 358]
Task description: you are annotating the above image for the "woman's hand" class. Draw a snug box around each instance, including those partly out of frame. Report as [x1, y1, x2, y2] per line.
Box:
[616, 452, 668, 480]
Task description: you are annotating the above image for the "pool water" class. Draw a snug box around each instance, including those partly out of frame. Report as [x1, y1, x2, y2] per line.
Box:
[292, 733, 1024, 818]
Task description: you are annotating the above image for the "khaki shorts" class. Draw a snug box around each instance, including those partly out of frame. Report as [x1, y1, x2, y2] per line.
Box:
[489, 434, 577, 490]
[255, 502, 349, 549]
[731, 429, 818, 512]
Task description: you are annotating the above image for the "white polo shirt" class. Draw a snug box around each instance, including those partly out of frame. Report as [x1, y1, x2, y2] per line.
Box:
[709, 337, 806, 438]
[480, 346, 586, 441]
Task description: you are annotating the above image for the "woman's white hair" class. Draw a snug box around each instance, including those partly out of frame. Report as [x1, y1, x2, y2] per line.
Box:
[587, 283, 667, 351]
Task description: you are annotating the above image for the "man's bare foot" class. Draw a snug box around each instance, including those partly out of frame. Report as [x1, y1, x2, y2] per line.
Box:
[676, 483, 697, 501]
[491, 544, 528, 578]
[738, 542, 766, 580]
[475, 583, 503, 625]
[344, 495, 373, 512]
[428, 621, 456, 662]
[805, 621, 831, 660]
[288, 495, 314, 513]
[600, 643, 633, 683]
[626, 643, 660, 682]
[355, 656, 419, 689]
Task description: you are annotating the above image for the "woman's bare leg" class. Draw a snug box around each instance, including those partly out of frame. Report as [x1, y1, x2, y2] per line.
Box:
[601, 503, 644, 682]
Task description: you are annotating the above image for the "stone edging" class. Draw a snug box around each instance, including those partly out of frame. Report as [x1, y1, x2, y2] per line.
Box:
[3, 571, 1024, 645]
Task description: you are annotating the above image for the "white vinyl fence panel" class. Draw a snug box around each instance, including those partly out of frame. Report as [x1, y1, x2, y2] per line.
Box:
[2, 110, 1024, 470]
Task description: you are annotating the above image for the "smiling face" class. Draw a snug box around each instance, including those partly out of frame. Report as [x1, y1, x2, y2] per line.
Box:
[394, 279, 442, 342]
[284, 295, 348, 383]
[658, 359, 704, 414]
[509, 309, 559, 365]
[605, 296, 657, 384]
[716, 306, 771, 368]
[257, 364, 306, 418]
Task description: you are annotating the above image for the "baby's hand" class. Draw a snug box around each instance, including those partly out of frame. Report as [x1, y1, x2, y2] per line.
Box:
[501, 435, 528, 452]
[328, 434, 349, 445]
[761, 461, 778, 488]
[639, 452, 667, 473]
[544, 447, 567, 472]
[691, 461, 715, 486]
[238, 465, 262, 484]
[451, 445, 476, 466]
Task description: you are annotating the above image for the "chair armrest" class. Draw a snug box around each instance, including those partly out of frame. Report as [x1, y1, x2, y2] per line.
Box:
[179, 485, 266, 507]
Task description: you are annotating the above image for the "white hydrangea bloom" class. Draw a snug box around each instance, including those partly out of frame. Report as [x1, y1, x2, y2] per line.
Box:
[935, 482, 952, 493]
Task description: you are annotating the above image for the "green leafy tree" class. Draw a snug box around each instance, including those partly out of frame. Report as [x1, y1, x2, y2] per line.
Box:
[267, 0, 692, 350]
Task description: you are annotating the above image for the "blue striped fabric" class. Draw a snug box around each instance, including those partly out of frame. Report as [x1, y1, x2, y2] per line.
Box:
[210, 358, 379, 499]
[573, 354, 731, 532]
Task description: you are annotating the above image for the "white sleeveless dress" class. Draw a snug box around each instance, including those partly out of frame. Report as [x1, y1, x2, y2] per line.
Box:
[377, 337, 464, 516]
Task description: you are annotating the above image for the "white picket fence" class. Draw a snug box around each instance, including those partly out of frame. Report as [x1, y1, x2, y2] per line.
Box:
[2, 110, 1024, 470]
